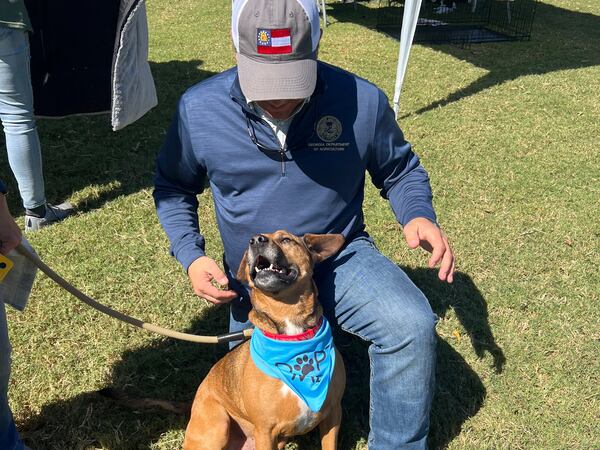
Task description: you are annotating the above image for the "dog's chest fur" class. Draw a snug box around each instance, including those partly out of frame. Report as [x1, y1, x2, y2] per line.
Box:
[221, 342, 327, 437]
[279, 383, 320, 433]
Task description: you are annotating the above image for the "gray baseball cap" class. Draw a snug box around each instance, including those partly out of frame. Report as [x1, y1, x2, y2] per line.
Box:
[232, 0, 321, 101]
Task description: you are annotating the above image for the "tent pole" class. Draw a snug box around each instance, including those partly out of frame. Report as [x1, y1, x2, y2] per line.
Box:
[393, 0, 422, 118]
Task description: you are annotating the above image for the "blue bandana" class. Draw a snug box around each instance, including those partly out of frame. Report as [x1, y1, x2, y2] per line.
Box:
[250, 318, 336, 413]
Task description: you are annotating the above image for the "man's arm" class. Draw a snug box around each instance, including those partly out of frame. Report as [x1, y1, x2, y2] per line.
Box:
[153, 100, 207, 270]
[367, 90, 454, 283]
[153, 100, 237, 303]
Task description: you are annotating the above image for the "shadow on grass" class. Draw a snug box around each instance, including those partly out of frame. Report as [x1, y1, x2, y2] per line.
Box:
[409, 268, 506, 374]
[18, 306, 230, 449]
[0, 59, 216, 216]
[18, 269, 501, 449]
[322, 268, 502, 449]
[407, 268, 505, 449]
[326, 1, 600, 116]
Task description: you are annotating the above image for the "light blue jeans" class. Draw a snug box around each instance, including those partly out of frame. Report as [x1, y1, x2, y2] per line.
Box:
[0, 304, 25, 450]
[0, 26, 45, 210]
[229, 234, 438, 449]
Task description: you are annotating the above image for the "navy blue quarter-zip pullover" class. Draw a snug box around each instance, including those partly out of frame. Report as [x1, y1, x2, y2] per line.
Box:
[153, 62, 436, 275]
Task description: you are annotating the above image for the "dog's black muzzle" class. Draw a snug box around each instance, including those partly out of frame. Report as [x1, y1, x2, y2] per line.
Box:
[248, 235, 298, 292]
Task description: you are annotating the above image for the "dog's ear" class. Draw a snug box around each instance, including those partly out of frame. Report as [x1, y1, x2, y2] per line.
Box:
[302, 234, 345, 264]
[236, 250, 249, 282]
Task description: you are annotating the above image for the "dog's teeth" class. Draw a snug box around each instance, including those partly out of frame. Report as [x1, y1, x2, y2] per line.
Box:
[256, 263, 289, 274]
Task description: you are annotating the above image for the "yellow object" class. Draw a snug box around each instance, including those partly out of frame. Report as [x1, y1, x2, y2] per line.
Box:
[0, 253, 14, 282]
[452, 329, 462, 343]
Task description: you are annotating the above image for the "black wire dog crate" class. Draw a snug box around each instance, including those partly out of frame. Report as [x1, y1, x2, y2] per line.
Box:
[376, 0, 537, 44]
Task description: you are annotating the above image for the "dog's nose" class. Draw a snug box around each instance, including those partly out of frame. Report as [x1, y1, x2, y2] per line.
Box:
[249, 234, 269, 246]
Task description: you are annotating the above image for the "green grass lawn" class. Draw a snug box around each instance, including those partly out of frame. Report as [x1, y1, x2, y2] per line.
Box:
[2, 0, 598, 448]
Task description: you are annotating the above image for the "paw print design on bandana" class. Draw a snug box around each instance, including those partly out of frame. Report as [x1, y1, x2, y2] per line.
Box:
[275, 350, 327, 384]
[294, 355, 315, 381]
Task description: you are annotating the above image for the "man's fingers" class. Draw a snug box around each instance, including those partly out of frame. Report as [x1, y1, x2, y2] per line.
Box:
[404, 225, 421, 249]
[427, 235, 446, 268]
[436, 234, 455, 283]
[197, 290, 237, 305]
[404, 218, 455, 283]
[443, 234, 455, 283]
[438, 244, 454, 282]
[197, 283, 237, 303]
[201, 294, 227, 305]
[204, 260, 229, 286]
[213, 274, 229, 286]
[201, 293, 235, 306]
[447, 257, 455, 283]
[188, 256, 237, 304]
[0, 232, 22, 255]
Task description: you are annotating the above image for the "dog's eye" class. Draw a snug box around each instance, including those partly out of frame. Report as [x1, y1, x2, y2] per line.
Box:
[281, 237, 292, 244]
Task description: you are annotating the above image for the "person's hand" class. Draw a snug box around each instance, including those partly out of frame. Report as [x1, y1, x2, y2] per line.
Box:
[0, 194, 21, 255]
[187, 256, 238, 305]
[403, 217, 455, 283]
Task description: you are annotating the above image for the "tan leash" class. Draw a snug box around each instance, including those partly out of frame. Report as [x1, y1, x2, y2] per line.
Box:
[15, 243, 253, 344]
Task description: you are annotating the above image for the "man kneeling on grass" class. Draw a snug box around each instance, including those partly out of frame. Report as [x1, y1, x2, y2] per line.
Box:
[153, 0, 455, 447]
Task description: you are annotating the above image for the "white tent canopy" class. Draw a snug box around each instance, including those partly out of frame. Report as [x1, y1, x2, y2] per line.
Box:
[319, 0, 422, 119]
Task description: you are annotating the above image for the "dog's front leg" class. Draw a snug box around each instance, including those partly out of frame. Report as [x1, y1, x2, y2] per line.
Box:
[225, 420, 255, 450]
[319, 405, 342, 450]
[252, 428, 279, 450]
[183, 393, 231, 450]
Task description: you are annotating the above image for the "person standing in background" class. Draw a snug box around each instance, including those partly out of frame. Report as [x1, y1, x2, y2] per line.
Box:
[0, 177, 31, 450]
[0, 0, 72, 231]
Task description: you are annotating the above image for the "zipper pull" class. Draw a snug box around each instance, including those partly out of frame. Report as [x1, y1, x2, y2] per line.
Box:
[279, 149, 286, 177]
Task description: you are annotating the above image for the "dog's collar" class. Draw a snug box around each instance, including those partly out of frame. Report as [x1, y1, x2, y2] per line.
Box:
[261, 317, 323, 342]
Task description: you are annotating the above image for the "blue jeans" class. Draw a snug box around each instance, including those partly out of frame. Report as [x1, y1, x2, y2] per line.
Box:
[0, 26, 45, 210]
[229, 234, 438, 449]
[0, 304, 25, 450]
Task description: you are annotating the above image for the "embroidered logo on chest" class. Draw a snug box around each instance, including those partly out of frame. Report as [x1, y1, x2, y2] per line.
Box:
[316, 115, 343, 143]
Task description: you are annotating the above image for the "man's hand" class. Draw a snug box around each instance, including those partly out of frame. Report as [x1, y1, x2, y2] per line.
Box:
[187, 256, 238, 305]
[403, 217, 455, 283]
[0, 194, 22, 255]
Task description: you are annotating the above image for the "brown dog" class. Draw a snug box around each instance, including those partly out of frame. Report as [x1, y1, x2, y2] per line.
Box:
[183, 230, 346, 450]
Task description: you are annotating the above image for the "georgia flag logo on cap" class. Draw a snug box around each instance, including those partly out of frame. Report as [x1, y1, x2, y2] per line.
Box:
[256, 28, 292, 54]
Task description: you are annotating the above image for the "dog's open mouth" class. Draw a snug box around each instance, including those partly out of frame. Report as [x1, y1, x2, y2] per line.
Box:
[250, 254, 298, 288]
[255, 255, 290, 275]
